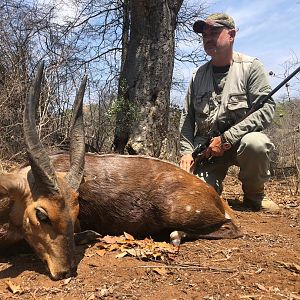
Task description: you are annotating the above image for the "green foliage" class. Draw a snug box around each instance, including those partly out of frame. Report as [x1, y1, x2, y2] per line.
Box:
[106, 79, 139, 126]
[273, 102, 286, 125]
[273, 99, 299, 126]
[107, 96, 139, 131]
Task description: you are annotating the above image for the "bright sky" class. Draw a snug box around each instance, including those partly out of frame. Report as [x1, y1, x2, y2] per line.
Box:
[206, 0, 300, 99]
[40, 0, 300, 102]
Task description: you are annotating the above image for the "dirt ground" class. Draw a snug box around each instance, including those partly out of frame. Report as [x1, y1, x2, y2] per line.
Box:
[0, 171, 299, 300]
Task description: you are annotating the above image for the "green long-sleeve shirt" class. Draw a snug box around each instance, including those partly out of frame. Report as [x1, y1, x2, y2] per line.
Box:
[179, 52, 275, 155]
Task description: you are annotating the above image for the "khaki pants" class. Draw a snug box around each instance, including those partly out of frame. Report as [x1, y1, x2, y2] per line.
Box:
[195, 132, 275, 196]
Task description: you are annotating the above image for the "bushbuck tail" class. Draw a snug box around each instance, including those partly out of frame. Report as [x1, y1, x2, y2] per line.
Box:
[0, 62, 87, 280]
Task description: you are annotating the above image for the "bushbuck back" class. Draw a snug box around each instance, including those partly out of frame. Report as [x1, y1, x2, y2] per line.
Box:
[0, 62, 87, 280]
[51, 153, 242, 245]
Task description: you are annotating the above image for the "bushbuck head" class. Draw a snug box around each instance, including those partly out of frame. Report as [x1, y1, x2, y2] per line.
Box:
[0, 62, 87, 280]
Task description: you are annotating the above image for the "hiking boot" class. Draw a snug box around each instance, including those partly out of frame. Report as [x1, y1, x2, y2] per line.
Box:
[243, 194, 279, 212]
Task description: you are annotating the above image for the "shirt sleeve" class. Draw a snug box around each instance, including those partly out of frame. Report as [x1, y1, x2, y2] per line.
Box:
[223, 59, 276, 145]
[179, 76, 196, 155]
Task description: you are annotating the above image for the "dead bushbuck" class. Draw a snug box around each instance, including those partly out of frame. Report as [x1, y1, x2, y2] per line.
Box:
[0, 63, 241, 281]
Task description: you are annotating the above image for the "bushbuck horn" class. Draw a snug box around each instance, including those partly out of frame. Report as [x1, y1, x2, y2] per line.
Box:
[64, 75, 87, 190]
[23, 61, 59, 194]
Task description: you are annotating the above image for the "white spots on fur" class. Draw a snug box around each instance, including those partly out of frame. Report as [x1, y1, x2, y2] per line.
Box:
[185, 205, 202, 214]
[167, 199, 173, 205]
[185, 205, 192, 212]
[169, 199, 175, 215]
[225, 211, 231, 219]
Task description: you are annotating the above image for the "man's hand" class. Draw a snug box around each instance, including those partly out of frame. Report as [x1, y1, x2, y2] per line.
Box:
[204, 136, 224, 158]
[179, 153, 194, 173]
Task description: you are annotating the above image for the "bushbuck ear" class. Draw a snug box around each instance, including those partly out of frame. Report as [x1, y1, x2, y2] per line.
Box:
[64, 75, 87, 190]
[23, 61, 60, 195]
[0, 181, 9, 198]
[74, 230, 102, 245]
[0, 174, 23, 199]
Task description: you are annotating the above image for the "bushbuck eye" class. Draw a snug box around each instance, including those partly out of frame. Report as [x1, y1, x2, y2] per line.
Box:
[36, 208, 51, 225]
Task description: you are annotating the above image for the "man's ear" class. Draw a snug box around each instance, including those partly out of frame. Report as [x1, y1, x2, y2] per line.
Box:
[229, 29, 236, 39]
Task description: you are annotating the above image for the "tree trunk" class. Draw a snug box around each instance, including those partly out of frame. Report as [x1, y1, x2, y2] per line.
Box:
[113, 0, 183, 157]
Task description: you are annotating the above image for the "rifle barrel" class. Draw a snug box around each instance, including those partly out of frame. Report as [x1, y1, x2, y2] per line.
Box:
[267, 66, 300, 99]
[252, 66, 300, 112]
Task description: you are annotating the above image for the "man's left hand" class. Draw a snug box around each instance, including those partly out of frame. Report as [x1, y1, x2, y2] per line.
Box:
[205, 136, 224, 158]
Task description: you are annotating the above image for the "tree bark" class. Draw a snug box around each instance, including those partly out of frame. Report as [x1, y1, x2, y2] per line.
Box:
[113, 0, 183, 156]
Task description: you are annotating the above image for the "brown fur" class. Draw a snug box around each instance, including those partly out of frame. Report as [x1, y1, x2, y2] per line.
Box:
[52, 153, 242, 240]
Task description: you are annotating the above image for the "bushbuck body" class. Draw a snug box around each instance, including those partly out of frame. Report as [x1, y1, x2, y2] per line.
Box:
[0, 62, 86, 280]
[51, 153, 241, 245]
[0, 63, 241, 281]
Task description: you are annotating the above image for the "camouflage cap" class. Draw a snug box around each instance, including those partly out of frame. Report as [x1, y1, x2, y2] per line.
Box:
[193, 13, 235, 33]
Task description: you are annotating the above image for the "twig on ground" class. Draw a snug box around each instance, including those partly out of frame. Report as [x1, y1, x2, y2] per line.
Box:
[136, 263, 237, 273]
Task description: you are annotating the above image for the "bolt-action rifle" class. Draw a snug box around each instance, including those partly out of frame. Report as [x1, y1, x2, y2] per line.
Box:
[191, 66, 300, 164]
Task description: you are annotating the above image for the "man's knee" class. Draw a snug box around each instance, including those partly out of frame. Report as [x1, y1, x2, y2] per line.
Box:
[238, 132, 274, 158]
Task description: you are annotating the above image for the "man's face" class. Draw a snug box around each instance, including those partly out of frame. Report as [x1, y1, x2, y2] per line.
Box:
[202, 25, 235, 57]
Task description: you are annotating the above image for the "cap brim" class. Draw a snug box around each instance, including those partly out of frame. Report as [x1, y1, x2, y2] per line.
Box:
[193, 20, 225, 33]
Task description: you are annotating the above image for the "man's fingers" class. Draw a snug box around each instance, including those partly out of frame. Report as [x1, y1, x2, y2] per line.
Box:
[180, 156, 194, 172]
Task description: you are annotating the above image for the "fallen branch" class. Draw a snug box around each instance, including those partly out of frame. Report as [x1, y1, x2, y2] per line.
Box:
[136, 263, 237, 273]
[276, 261, 300, 274]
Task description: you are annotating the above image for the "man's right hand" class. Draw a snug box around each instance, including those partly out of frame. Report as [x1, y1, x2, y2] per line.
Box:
[179, 153, 194, 173]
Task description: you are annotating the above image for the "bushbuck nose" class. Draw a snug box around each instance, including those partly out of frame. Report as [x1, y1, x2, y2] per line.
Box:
[51, 266, 77, 281]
